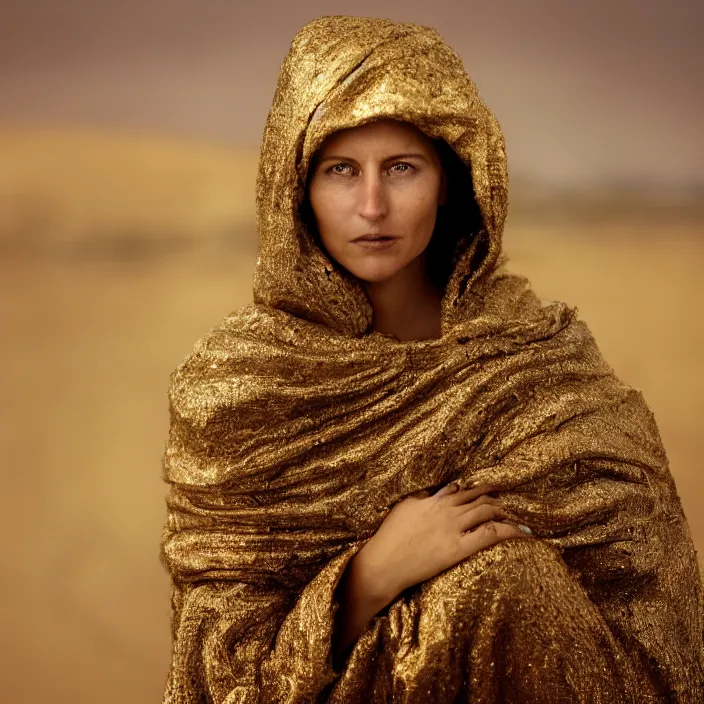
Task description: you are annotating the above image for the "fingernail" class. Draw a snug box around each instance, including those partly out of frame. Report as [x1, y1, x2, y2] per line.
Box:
[518, 524, 533, 535]
[446, 481, 459, 494]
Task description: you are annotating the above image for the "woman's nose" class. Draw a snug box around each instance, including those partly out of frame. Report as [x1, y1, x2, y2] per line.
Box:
[358, 174, 388, 221]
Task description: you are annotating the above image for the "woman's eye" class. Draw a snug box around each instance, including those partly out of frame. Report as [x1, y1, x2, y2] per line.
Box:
[326, 162, 414, 176]
[329, 163, 353, 175]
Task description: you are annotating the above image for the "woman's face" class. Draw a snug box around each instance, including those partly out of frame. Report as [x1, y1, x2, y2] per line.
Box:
[307, 118, 446, 284]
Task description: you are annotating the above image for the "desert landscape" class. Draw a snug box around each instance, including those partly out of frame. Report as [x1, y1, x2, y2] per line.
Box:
[1, 128, 702, 703]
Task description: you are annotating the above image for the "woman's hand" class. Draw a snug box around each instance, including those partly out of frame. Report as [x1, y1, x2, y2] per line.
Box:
[358, 482, 534, 602]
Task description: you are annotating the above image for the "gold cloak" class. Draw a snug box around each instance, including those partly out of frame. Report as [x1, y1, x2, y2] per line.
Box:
[160, 15, 704, 703]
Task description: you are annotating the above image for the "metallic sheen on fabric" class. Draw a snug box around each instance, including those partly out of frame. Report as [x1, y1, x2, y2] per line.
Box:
[160, 15, 704, 703]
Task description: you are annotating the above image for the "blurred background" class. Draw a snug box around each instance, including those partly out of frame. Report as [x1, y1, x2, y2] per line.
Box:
[1, 1, 702, 702]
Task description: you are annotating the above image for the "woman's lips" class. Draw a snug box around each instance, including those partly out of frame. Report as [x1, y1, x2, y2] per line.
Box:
[352, 234, 398, 250]
[353, 237, 398, 250]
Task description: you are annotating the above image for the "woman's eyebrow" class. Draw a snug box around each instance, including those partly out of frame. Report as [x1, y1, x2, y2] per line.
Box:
[318, 152, 430, 164]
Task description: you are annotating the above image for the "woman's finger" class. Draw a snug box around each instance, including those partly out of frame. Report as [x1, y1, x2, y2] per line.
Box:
[433, 481, 460, 498]
[435, 482, 495, 503]
[451, 493, 500, 512]
[444, 486, 499, 508]
[459, 520, 532, 555]
[456, 503, 507, 532]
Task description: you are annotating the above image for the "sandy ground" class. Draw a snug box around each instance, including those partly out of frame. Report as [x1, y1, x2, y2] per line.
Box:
[1, 221, 702, 703]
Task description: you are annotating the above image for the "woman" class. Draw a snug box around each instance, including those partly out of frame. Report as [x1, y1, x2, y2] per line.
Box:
[160, 15, 704, 703]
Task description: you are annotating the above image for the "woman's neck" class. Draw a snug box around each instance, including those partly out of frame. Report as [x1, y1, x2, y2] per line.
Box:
[363, 256, 443, 342]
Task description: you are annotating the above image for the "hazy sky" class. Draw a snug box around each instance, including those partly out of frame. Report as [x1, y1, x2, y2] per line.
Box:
[1, 0, 701, 186]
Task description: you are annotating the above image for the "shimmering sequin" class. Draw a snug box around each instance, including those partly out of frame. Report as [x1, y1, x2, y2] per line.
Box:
[160, 15, 704, 703]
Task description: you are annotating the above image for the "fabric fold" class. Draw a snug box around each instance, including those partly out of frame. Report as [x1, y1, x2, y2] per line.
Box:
[162, 544, 366, 704]
[260, 544, 365, 702]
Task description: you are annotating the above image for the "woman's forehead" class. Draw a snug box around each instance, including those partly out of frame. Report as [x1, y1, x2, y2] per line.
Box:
[317, 119, 436, 155]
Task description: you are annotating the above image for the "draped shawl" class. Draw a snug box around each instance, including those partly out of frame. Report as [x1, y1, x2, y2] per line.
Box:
[160, 15, 704, 703]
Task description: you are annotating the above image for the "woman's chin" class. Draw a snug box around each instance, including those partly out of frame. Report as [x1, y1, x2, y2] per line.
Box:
[347, 263, 404, 285]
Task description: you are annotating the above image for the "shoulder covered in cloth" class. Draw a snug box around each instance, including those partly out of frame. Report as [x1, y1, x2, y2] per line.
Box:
[162, 266, 691, 592]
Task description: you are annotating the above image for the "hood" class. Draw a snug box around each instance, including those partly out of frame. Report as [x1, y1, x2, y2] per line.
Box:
[252, 15, 509, 338]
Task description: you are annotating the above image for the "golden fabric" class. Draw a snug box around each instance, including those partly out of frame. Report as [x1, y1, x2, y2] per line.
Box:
[160, 15, 704, 703]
